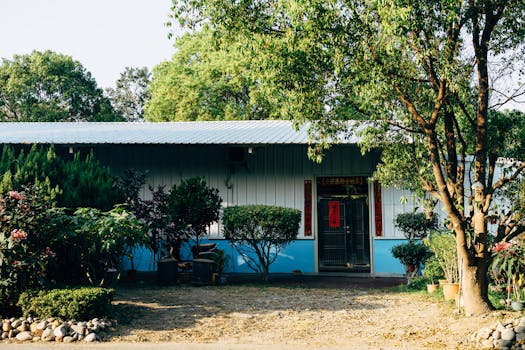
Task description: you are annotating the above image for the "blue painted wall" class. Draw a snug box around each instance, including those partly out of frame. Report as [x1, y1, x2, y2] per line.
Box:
[124, 239, 316, 273]
[372, 239, 409, 275]
[126, 238, 412, 275]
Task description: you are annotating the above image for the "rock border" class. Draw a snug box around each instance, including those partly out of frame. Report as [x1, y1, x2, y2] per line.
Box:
[472, 317, 525, 349]
[1, 316, 114, 343]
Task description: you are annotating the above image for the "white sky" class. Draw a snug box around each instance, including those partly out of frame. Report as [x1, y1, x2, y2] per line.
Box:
[1, 0, 178, 89]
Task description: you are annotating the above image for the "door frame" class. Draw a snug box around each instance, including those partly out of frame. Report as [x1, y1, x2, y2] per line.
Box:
[313, 176, 376, 274]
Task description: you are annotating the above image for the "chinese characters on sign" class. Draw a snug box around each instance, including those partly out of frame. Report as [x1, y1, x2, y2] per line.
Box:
[328, 201, 341, 228]
[374, 182, 383, 236]
[304, 180, 312, 236]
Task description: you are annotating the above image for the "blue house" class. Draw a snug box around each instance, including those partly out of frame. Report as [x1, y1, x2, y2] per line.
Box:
[0, 120, 421, 276]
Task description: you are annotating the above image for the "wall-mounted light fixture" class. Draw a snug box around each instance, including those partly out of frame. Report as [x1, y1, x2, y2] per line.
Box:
[247, 147, 254, 154]
[68, 146, 74, 154]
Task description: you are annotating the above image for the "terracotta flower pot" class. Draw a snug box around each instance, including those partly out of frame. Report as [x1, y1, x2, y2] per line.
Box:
[442, 283, 460, 300]
[438, 279, 448, 286]
[427, 284, 439, 294]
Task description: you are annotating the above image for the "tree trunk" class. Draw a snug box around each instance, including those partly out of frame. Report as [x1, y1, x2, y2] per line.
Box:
[460, 258, 493, 315]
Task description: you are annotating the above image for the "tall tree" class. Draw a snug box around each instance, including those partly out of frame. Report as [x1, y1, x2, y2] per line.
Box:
[106, 67, 151, 122]
[145, 27, 300, 121]
[0, 50, 122, 122]
[170, 0, 525, 315]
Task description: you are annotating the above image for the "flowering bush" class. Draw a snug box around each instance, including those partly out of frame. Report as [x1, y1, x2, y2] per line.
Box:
[491, 240, 525, 301]
[0, 186, 58, 314]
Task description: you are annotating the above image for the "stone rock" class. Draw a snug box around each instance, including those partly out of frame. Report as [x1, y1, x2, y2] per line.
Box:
[478, 327, 493, 339]
[8, 329, 17, 338]
[30, 322, 38, 333]
[77, 334, 84, 341]
[2, 321, 11, 332]
[71, 324, 86, 335]
[85, 332, 97, 342]
[11, 319, 22, 328]
[502, 329, 516, 341]
[498, 339, 513, 348]
[1, 331, 8, 339]
[52, 320, 61, 328]
[492, 330, 501, 340]
[53, 324, 67, 339]
[516, 332, 525, 341]
[519, 318, 525, 327]
[16, 323, 29, 332]
[27, 317, 33, 324]
[36, 320, 47, 330]
[516, 326, 525, 333]
[15, 331, 33, 341]
[498, 322, 507, 333]
[63, 336, 75, 343]
[41, 327, 55, 341]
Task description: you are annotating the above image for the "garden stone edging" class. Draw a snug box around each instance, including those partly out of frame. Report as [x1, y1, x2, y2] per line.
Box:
[471, 316, 525, 349]
[1, 316, 114, 343]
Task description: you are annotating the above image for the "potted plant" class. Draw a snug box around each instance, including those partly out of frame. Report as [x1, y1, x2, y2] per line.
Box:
[423, 256, 444, 293]
[424, 231, 459, 300]
[391, 211, 437, 281]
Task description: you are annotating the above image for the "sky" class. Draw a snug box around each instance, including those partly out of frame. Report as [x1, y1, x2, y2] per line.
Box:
[1, 0, 178, 89]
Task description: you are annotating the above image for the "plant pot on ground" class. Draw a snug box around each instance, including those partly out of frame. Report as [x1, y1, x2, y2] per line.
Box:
[423, 256, 444, 294]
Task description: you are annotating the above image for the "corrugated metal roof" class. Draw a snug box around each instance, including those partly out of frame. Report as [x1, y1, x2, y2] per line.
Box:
[0, 120, 361, 145]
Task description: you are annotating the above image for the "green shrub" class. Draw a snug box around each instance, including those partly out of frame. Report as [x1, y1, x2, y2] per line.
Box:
[168, 177, 222, 247]
[423, 231, 459, 283]
[423, 256, 444, 284]
[18, 287, 114, 320]
[70, 206, 146, 286]
[223, 205, 301, 280]
[395, 212, 438, 240]
[391, 241, 432, 267]
[0, 145, 124, 211]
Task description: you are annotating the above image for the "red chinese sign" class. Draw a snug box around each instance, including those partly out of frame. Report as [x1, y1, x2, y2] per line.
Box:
[328, 201, 341, 228]
[304, 180, 312, 236]
[374, 182, 383, 236]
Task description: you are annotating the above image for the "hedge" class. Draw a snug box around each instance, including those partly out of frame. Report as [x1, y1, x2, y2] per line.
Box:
[18, 287, 114, 320]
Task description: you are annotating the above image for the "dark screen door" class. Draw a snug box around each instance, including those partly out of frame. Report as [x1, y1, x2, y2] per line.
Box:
[318, 197, 370, 272]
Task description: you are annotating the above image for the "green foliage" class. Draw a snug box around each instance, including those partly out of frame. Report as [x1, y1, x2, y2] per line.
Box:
[423, 232, 459, 283]
[391, 241, 432, 268]
[18, 287, 114, 320]
[106, 67, 151, 122]
[168, 177, 222, 246]
[0, 185, 60, 314]
[169, 0, 525, 312]
[223, 205, 301, 280]
[406, 276, 430, 291]
[69, 206, 146, 286]
[61, 152, 124, 211]
[0, 145, 123, 211]
[0, 50, 122, 121]
[395, 212, 438, 241]
[423, 257, 444, 284]
[145, 27, 294, 121]
[490, 241, 525, 301]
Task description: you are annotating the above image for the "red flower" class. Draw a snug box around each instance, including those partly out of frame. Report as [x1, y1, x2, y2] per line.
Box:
[10, 229, 27, 240]
[7, 191, 24, 201]
[492, 241, 514, 253]
[44, 247, 56, 257]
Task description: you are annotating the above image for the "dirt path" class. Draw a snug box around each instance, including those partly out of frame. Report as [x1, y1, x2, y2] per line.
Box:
[110, 284, 502, 349]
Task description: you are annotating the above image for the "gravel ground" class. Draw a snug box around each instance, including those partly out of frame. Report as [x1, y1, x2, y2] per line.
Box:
[108, 281, 504, 349]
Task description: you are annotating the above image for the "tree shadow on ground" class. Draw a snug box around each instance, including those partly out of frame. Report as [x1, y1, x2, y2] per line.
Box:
[108, 276, 405, 340]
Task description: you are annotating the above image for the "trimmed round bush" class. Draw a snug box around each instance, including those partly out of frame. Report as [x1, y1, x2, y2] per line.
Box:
[18, 287, 114, 320]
